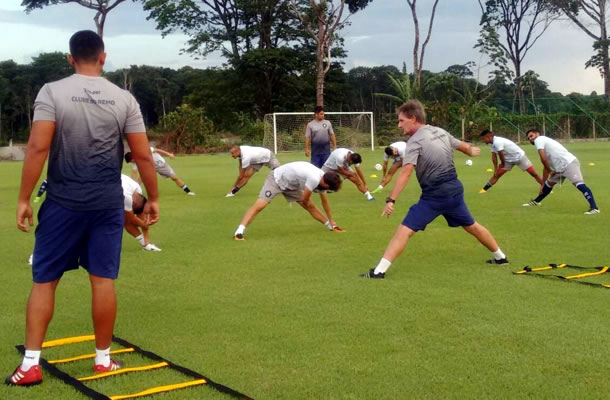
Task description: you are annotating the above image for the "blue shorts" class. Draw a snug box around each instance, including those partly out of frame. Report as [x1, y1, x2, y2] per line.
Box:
[402, 193, 475, 232]
[311, 153, 330, 168]
[32, 200, 125, 283]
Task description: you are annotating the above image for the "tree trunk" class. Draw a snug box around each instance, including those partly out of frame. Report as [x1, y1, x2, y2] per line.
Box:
[601, 5, 610, 106]
[94, 11, 107, 38]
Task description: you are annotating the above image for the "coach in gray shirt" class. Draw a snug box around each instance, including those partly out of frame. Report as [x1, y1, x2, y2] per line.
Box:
[361, 100, 508, 279]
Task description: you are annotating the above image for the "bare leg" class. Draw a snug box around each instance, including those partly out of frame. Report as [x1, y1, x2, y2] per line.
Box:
[170, 176, 185, 188]
[462, 222, 499, 252]
[488, 168, 507, 186]
[318, 192, 335, 226]
[525, 166, 544, 186]
[239, 198, 270, 227]
[89, 275, 116, 350]
[25, 280, 60, 349]
[382, 224, 416, 262]
[297, 199, 330, 224]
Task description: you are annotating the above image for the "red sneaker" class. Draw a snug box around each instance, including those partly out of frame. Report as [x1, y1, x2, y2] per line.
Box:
[93, 359, 122, 373]
[5, 365, 43, 386]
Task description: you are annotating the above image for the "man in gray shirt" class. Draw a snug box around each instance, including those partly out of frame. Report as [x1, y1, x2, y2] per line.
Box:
[7, 31, 159, 387]
[305, 106, 336, 167]
[360, 100, 507, 279]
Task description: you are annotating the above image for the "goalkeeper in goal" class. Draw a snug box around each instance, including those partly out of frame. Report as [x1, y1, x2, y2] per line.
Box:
[322, 148, 374, 201]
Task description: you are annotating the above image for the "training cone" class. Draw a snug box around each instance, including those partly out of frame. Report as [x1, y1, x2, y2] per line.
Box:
[486, 168, 493, 172]
[588, 162, 595, 166]
[370, 174, 377, 178]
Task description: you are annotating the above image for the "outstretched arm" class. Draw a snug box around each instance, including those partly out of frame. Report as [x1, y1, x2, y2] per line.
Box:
[127, 133, 159, 225]
[457, 141, 481, 157]
[538, 149, 553, 181]
[152, 147, 175, 158]
[382, 163, 414, 218]
[491, 152, 498, 171]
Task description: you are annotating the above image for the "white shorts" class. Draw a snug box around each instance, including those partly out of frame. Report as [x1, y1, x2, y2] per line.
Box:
[548, 160, 584, 186]
[156, 163, 176, 179]
[501, 156, 532, 171]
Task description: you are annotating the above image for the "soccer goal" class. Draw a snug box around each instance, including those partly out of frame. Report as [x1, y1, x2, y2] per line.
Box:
[263, 112, 375, 153]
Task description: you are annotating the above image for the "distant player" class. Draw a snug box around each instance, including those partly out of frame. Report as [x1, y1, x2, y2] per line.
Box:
[125, 147, 195, 195]
[122, 174, 161, 251]
[305, 106, 336, 167]
[361, 100, 508, 279]
[322, 148, 374, 201]
[371, 141, 407, 194]
[233, 161, 343, 240]
[479, 129, 544, 193]
[522, 129, 599, 214]
[226, 145, 280, 197]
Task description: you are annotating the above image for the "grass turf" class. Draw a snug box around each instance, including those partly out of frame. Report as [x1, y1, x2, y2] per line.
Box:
[1, 141, 609, 399]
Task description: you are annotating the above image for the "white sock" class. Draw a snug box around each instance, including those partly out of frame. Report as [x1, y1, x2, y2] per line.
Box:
[493, 249, 506, 260]
[235, 225, 246, 235]
[374, 258, 392, 274]
[21, 350, 41, 371]
[364, 191, 373, 200]
[95, 347, 111, 367]
[135, 234, 146, 246]
[324, 220, 332, 230]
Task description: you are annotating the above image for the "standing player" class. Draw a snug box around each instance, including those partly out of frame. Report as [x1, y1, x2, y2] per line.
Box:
[7, 30, 159, 387]
[226, 145, 280, 197]
[371, 141, 408, 194]
[522, 129, 599, 214]
[125, 146, 195, 195]
[122, 174, 162, 251]
[479, 129, 544, 193]
[322, 148, 374, 201]
[233, 161, 343, 240]
[360, 100, 508, 279]
[305, 106, 336, 167]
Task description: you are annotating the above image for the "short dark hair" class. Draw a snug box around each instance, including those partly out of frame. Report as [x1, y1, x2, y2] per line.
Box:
[525, 128, 540, 136]
[396, 100, 426, 123]
[479, 129, 493, 137]
[132, 194, 147, 215]
[322, 171, 342, 192]
[69, 30, 104, 63]
[124, 152, 133, 163]
[349, 153, 362, 164]
[384, 146, 394, 156]
[313, 106, 324, 114]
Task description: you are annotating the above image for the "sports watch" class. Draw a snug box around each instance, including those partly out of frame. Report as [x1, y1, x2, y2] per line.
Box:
[385, 197, 395, 204]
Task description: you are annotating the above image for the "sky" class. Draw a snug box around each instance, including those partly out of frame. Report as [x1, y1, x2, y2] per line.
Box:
[0, 0, 603, 96]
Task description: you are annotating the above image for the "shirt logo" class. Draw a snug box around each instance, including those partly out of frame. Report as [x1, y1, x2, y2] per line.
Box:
[265, 190, 272, 198]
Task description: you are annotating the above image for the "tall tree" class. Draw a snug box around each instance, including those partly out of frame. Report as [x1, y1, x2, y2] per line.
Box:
[477, 0, 557, 113]
[21, 0, 130, 37]
[289, 0, 372, 106]
[405, 0, 441, 91]
[551, 0, 610, 105]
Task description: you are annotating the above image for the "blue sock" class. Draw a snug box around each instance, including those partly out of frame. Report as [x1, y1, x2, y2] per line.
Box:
[576, 183, 598, 209]
[534, 183, 553, 203]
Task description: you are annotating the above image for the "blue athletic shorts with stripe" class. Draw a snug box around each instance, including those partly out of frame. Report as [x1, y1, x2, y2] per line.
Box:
[402, 193, 475, 232]
[32, 199, 125, 283]
[311, 153, 330, 168]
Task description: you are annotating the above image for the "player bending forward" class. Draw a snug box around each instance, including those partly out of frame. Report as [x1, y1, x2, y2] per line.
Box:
[122, 174, 162, 251]
[234, 161, 343, 240]
[361, 100, 508, 279]
[479, 129, 544, 193]
[125, 147, 195, 195]
[322, 148, 374, 201]
[226, 145, 280, 197]
[371, 141, 407, 194]
[522, 129, 599, 214]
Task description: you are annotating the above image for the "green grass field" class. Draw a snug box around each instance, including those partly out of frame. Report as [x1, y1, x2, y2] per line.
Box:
[1, 142, 609, 400]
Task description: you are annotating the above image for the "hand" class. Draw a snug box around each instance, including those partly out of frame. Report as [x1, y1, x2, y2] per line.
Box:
[470, 146, 481, 157]
[169, 153, 175, 159]
[381, 202, 394, 218]
[17, 200, 34, 232]
[305, 150, 310, 157]
[143, 199, 160, 225]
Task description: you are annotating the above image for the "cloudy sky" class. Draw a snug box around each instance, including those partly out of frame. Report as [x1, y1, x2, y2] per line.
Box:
[0, 0, 603, 95]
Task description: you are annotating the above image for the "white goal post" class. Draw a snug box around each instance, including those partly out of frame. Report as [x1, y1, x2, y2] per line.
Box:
[263, 112, 375, 153]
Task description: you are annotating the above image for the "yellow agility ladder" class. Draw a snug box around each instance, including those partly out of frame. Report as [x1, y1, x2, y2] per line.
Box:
[513, 263, 610, 289]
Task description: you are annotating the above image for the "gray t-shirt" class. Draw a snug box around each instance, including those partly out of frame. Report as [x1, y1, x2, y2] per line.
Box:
[305, 119, 334, 155]
[33, 74, 145, 210]
[402, 125, 463, 198]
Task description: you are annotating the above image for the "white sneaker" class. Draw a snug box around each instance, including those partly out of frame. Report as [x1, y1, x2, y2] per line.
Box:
[522, 200, 540, 207]
[187, 192, 196, 196]
[225, 193, 235, 198]
[142, 243, 162, 252]
[584, 208, 600, 215]
[28, 254, 33, 265]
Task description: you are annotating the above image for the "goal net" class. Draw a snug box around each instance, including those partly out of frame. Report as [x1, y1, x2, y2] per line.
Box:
[263, 112, 374, 153]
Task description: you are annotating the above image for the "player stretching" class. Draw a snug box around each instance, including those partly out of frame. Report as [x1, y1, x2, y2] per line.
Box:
[370, 141, 407, 194]
[122, 174, 162, 251]
[125, 147, 195, 195]
[322, 148, 374, 201]
[226, 145, 280, 197]
[522, 129, 599, 214]
[479, 129, 544, 193]
[361, 100, 508, 279]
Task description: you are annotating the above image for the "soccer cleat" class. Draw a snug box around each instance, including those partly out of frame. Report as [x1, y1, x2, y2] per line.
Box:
[584, 208, 600, 215]
[331, 226, 345, 233]
[486, 258, 509, 265]
[142, 243, 162, 252]
[225, 193, 235, 198]
[234, 233, 245, 241]
[370, 187, 383, 194]
[479, 189, 487, 194]
[33, 197, 41, 204]
[522, 200, 540, 207]
[359, 268, 385, 279]
[5, 365, 43, 386]
[93, 359, 122, 373]
[187, 192, 196, 196]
